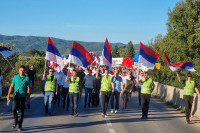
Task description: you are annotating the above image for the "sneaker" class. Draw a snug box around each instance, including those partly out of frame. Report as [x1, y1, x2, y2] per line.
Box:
[186, 119, 193, 124]
[12, 124, 17, 129]
[17, 127, 22, 131]
[101, 113, 105, 118]
[74, 114, 78, 117]
[111, 109, 114, 113]
[115, 110, 118, 114]
[105, 114, 108, 118]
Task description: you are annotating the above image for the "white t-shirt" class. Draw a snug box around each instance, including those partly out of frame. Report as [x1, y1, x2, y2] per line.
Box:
[62, 75, 71, 88]
[0, 75, 3, 97]
[84, 75, 95, 89]
[53, 71, 64, 86]
[136, 75, 143, 88]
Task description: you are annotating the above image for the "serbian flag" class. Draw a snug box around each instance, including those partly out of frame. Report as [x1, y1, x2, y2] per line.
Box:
[139, 41, 160, 69]
[61, 55, 68, 60]
[69, 41, 94, 68]
[0, 46, 16, 58]
[45, 37, 64, 67]
[102, 38, 112, 70]
[94, 52, 100, 66]
[164, 52, 196, 71]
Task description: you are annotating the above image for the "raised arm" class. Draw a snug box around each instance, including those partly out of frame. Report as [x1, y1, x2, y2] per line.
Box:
[176, 72, 183, 84]
[96, 66, 100, 79]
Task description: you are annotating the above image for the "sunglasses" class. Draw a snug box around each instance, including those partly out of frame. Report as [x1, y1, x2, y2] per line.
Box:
[49, 71, 53, 72]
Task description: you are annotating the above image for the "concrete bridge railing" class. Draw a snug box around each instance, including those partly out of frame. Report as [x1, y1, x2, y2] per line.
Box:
[152, 82, 200, 118]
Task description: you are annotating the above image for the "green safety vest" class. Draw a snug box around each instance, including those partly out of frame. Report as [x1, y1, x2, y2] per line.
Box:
[101, 75, 112, 91]
[141, 78, 152, 94]
[183, 80, 195, 96]
[45, 75, 56, 92]
[69, 77, 80, 93]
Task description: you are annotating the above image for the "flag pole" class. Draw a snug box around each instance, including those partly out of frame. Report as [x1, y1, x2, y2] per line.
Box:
[137, 43, 141, 82]
[5, 58, 14, 69]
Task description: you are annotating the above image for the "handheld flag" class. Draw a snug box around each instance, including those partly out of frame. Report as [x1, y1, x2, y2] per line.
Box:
[0, 46, 15, 58]
[45, 37, 64, 67]
[102, 38, 112, 70]
[94, 52, 100, 66]
[164, 52, 196, 71]
[69, 41, 94, 68]
[139, 41, 160, 69]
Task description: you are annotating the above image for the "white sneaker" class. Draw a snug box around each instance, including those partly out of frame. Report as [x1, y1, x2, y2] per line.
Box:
[111, 109, 114, 113]
[115, 110, 118, 114]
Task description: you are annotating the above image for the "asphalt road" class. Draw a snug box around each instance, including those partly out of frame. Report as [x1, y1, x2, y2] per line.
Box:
[0, 91, 200, 133]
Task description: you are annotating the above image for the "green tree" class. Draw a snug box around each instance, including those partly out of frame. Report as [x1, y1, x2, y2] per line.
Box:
[126, 41, 135, 58]
[112, 45, 119, 57]
[63, 48, 71, 55]
[148, 0, 200, 88]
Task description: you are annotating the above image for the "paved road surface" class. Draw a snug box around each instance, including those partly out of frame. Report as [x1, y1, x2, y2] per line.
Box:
[0, 91, 200, 133]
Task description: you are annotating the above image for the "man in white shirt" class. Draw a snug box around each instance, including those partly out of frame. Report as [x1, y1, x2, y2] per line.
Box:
[83, 69, 96, 108]
[53, 66, 64, 107]
[61, 69, 71, 111]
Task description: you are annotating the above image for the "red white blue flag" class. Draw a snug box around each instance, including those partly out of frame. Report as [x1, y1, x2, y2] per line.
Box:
[69, 41, 94, 68]
[94, 52, 100, 66]
[0, 46, 15, 58]
[45, 37, 64, 67]
[139, 41, 160, 69]
[102, 38, 112, 69]
[164, 52, 196, 71]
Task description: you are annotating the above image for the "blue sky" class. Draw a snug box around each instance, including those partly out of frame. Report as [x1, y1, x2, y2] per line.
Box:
[0, 0, 181, 44]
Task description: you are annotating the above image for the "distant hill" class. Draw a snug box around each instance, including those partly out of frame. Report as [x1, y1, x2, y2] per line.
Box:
[0, 34, 139, 55]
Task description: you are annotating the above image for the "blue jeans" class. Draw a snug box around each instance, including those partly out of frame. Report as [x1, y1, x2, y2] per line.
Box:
[110, 91, 120, 110]
[44, 91, 54, 113]
[69, 92, 79, 114]
[85, 88, 93, 106]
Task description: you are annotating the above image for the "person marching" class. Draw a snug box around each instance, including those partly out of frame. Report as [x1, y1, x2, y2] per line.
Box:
[122, 72, 133, 110]
[83, 69, 96, 108]
[137, 71, 155, 119]
[136, 70, 144, 106]
[110, 69, 123, 114]
[7, 65, 30, 131]
[42, 68, 58, 116]
[53, 66, 64, 107]
[177, 72, 200, 124]
[96, 66, 114, 118]
[61, 69, 71, 111]
[65, 69, 82, 117]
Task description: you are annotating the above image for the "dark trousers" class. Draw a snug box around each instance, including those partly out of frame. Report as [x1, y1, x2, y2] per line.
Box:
[141, 94, 151, 117]
[110, 92, 120, 110]
[183, 95, 193, 120]
[96, 84, 101, 95]
[54, 85, 61, 106]
[137, 87, 141, 106]
[85, 88, 93, 106]
[69, 92, 79, 114]
[61, 87, 70, 110]
[12, 97, 26, 128]
[101, 91, 111, 115]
